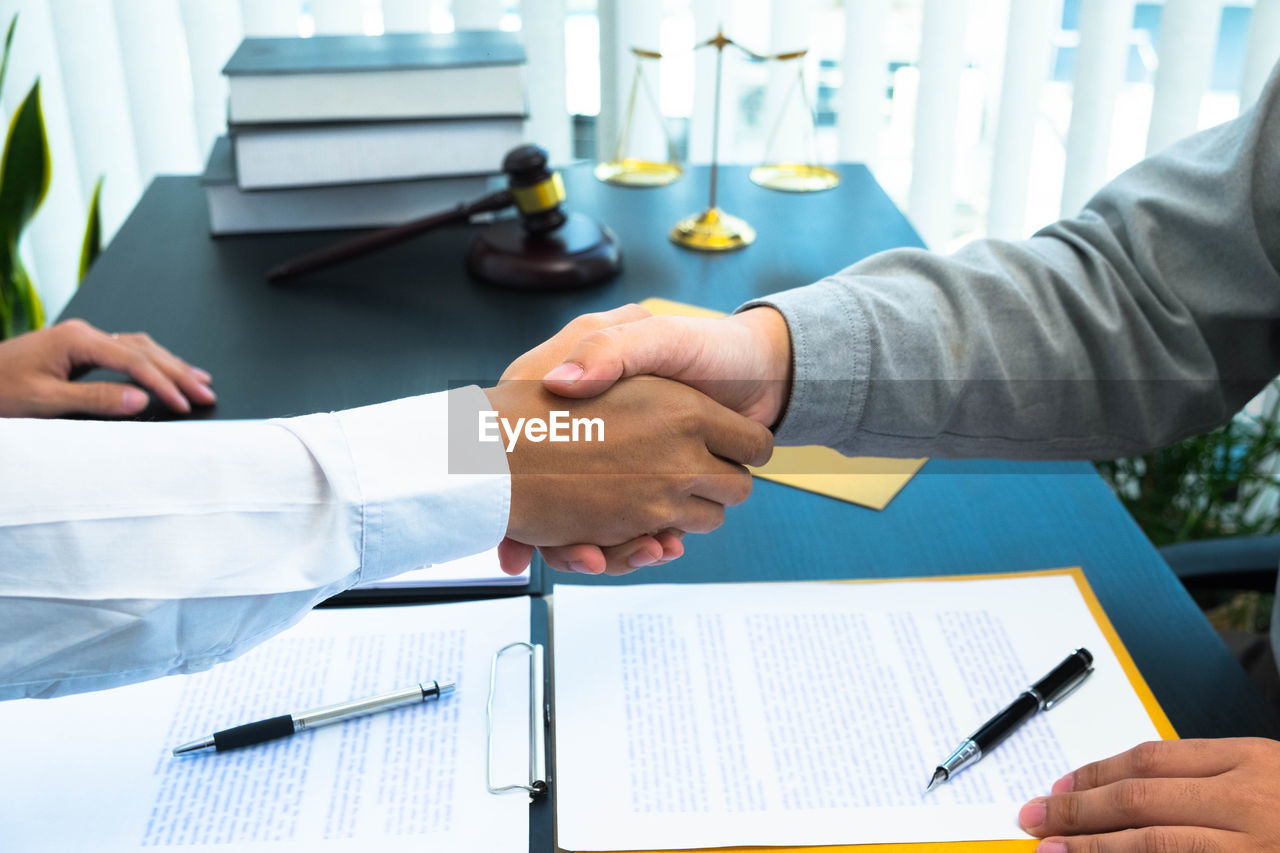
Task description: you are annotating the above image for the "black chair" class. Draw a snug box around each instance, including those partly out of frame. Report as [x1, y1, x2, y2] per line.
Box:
[1158, 535, 1280, 593]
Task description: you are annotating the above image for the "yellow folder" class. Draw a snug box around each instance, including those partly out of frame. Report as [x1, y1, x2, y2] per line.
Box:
[613, 567, 1177, 853]
[639, 298, 926, 511]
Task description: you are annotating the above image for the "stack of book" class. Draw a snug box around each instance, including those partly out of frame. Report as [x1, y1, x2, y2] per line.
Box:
[202, 30, 527, 235]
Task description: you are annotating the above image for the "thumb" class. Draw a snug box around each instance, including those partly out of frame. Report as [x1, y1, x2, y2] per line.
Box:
[496, 537, 534, 576]
[47, 381, 149, 418]
[542, 316, 701, 399]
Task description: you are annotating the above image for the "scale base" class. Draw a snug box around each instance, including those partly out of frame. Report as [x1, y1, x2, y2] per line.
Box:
[669, 207, 755, 252]
[466, 213, 621, 290]
[749, 163, 840, 193]
[594, 159, 683, 188]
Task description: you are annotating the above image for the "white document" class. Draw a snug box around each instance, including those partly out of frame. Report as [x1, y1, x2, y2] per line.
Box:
[0, 597, 532, 852]
[552, 576, 1165, 850]
[356, 546, 529, 590]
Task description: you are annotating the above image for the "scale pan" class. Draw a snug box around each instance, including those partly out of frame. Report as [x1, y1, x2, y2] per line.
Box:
[749, 163, 840, 192]
[594, 159, 684, 187]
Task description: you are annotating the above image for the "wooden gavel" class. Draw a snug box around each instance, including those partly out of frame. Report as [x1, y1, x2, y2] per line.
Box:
[267, 144, 621, 290]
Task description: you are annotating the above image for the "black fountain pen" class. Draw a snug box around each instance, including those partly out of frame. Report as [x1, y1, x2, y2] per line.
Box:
[172, 679, 455, 756]
[925, 648, 1094, 794]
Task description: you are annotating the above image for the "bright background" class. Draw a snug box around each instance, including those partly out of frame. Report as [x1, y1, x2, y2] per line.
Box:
[0, 0, 1276, 320]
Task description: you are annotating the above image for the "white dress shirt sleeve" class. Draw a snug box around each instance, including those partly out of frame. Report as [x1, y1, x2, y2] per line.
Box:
[0, 386, 509, 700]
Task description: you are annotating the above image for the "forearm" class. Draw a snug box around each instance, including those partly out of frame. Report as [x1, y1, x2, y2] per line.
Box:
[0, 588, 342, 700]
[0, 387, 508, 698]
[752, 66, 1280, 460]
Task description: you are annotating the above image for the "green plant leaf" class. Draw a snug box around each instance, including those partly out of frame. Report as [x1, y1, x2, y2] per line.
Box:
[0, 79, 51, 247]
[78, 176, 102, 283]
[0, 244, 13, 340]
[8, 246, 42, 334]
[0, 14, 16, 102]
[0, 237, 41, 339]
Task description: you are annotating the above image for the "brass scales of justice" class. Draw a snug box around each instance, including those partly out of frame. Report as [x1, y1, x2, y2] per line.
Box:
[595, 27, 840, 252]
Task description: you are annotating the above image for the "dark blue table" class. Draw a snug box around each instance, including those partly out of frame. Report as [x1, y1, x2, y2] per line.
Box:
[63, 163, 1280, 743]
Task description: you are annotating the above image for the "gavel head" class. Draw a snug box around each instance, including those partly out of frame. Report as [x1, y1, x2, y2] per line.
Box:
[502, 144, 568, 236]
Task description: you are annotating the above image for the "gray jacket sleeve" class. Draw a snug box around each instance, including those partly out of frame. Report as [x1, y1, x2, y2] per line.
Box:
[749, 65, 1280, 461]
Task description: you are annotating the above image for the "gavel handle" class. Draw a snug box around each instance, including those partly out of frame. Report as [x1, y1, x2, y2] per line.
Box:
[266, 188, 515, 283]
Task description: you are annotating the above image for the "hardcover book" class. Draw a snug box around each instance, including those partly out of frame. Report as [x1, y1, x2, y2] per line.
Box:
[223, 30, 527, 124]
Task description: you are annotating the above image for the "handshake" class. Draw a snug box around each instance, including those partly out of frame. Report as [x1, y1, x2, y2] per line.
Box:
[481, 303, 794, 576]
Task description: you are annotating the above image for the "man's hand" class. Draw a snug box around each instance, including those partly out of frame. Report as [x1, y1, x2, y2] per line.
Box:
[0, 320, 215, 418]
[488, 303, 772, 576]
[541, 306, 793, 427]
[486, 373, 772, 573]
[1018, 738, 1280, 852]
[494, 304, 681, 576]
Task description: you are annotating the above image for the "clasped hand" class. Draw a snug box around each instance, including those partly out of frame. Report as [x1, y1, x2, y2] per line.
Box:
[490, 305, 773, 576]
[492, 302, 791, 575]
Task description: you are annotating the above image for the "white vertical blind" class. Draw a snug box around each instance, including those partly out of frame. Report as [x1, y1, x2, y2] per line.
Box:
[1060, 0, 1135, 217]
[595, 0, 663, 164]
[1146, 0, 1222, 155]
[238, 0, 303, 36]
[382, 0, 435, 31]
[761, 0, 812, 167]
[836, 0, 889, 167]
[46, 0, 142, 240]
[1242, 0, 1280, 108]
[11, 0, 1278, 322]
[310, 0, 366, 34]
[986, 0, 1059, 239]
[452, 0, 504, 30]
[908, 0, 968, 248]
[178, 0, 243, 165]
[112, 0, 202, 182]
[520, 0, 571, 165]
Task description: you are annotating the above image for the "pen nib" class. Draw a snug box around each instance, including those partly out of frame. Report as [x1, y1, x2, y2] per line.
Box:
[924, 768, 947, 795]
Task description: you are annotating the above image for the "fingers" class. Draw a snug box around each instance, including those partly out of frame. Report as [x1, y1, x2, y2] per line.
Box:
[60, 323, 214, 414]
[599, 530, 686, 575]
[1020, 778, 1229, 838]
[652, 530, 685, 561]
[540, 531, 685, 576]
[675, 495, 727, 535]
[543, 316, 702, 398]
[1057, 740, 1242, 795]
[496, 537, 534, 576]
[689, 455, 755, 507]
[564, 302, 652, 335]
[1033, 827, 1243, 853]
[540, 542, 610, 574]
[698, 398, 775, 468]
[41, 381, 151, 418]
[122, 333, 216, 408]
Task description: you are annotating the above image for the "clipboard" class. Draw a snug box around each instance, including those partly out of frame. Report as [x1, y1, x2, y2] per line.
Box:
[325, 556, 545, 607]
[0, 594, 554, 853]
[492, 596, 555, 853]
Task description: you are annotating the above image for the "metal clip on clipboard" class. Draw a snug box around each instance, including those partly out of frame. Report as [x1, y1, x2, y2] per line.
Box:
[485, 641, 549, 797]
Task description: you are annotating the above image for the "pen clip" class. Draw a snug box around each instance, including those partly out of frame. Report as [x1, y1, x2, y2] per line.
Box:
[1043, 665, 1094, 710]
[485, 641, 548, 797]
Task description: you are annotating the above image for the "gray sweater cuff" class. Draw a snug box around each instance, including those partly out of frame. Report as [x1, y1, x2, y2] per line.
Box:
[739, 279, 869, 448]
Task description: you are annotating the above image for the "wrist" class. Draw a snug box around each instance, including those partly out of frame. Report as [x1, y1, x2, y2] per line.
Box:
[732, 307, 793, 428]
[483, 383, 534, 543]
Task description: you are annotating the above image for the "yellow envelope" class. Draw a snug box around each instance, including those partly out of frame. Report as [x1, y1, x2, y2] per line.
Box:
[639, 298, 927, 511]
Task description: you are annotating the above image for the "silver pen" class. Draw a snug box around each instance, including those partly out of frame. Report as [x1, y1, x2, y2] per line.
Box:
[172, 679, 456, 756]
